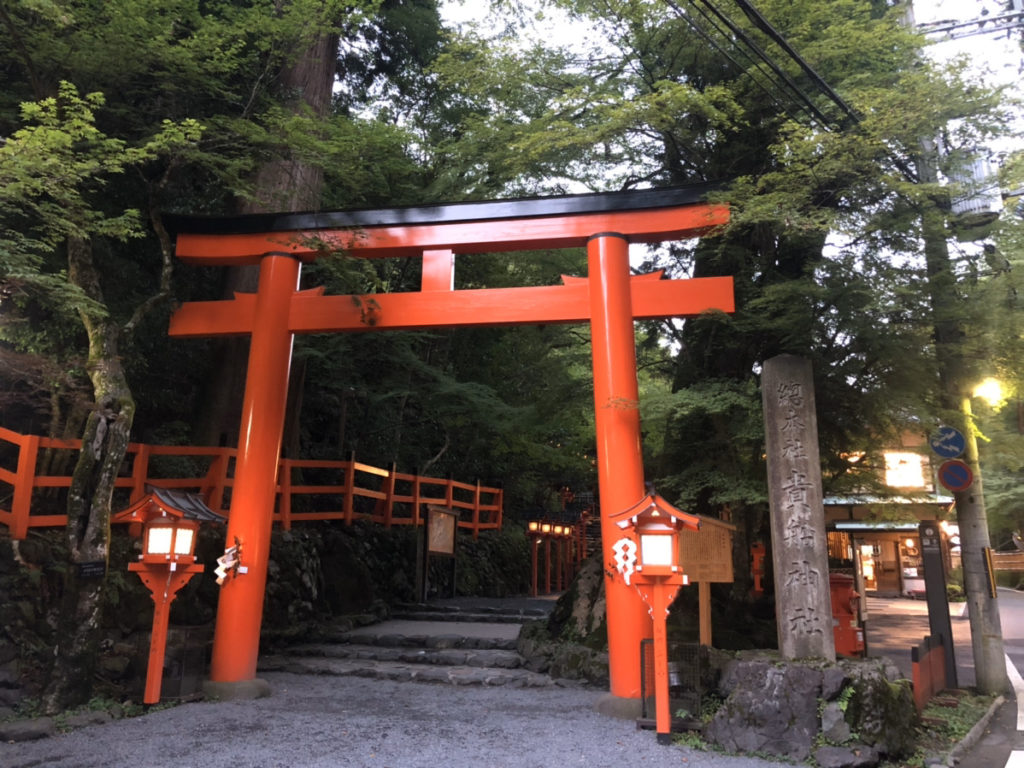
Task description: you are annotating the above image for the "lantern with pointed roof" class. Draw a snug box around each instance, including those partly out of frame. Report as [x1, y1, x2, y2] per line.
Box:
[112, 487, 225, 704]
[113, 487, 225, 568]
[608, 488, 701, 578]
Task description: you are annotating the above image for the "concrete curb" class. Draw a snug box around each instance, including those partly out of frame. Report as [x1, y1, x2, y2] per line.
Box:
[947, 693, 1005, 765]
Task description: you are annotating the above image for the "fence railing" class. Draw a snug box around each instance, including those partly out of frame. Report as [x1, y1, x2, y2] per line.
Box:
[0, 426, 502, 540]
[990, 551, 1024, 571]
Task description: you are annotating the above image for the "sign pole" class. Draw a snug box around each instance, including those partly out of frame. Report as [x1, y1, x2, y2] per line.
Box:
[919, 521, 957, 688]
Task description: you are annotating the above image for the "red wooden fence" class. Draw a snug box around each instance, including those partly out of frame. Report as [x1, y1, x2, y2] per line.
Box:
[0, 426, 502, 540]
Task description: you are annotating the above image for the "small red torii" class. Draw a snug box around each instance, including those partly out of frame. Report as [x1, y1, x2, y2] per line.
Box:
[167, 184, 733, 707]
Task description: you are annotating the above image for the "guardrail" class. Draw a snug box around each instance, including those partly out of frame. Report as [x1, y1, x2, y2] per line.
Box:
[0, 426, 502, 539]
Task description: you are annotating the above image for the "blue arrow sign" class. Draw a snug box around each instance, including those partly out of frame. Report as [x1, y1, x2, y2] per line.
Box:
[930, 426, 966, 459]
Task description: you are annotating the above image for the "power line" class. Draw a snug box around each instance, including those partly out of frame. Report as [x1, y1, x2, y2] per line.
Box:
[917, 9, 1024, 41]
[679, 0, 836, 128]
[658, 0, 921, 182]
[714, 0, 920, 182]
[659, 0, 809, 126]
[729, 0, 860, 127]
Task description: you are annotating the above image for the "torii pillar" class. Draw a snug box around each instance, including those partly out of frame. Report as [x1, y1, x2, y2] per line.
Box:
[167, 186, 733, 704]
[587, 233, 651, 699]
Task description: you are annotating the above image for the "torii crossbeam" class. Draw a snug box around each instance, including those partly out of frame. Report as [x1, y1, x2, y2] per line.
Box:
[168, 184, 733, 705]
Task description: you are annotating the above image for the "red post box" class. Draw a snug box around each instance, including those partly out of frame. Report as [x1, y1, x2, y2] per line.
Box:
[829, 572, 865, 657]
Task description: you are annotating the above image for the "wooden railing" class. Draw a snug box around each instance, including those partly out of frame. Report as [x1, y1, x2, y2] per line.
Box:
[990, 551, 1024, 571]
[0, 426, 502, 540]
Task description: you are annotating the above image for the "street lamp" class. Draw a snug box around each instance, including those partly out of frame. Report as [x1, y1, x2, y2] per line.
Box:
[973, 377, 1004, 408]
[563, 525, 575, 585]
[609, 489, 700, 744]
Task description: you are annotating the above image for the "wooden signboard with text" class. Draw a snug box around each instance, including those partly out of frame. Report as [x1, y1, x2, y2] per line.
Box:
[678, 516, 736, 646]
[420, 505, 458, 601]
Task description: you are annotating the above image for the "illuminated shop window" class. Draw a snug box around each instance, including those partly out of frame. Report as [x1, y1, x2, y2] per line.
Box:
[884, 451, 928, 489]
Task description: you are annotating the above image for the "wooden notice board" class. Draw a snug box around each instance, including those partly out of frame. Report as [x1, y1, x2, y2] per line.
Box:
[427, 505, 457, 555]
[419, 505, 458, 601]
[678, 516, 736, 647]
[678, 516, 735, 583]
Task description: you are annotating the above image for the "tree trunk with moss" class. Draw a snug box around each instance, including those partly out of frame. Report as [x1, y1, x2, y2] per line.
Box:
[42, 236, 136, 713]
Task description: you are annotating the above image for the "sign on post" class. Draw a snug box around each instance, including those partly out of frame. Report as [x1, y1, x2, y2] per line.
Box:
[419, 505, 458, 601]
[938, 459, 973, 493]
[929, 426, 966, 459]
[919, 522, 957, 688]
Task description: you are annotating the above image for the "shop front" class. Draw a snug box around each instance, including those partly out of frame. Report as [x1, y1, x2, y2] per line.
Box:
[824, 494, 955, 599]
[828, 522, 925, 597]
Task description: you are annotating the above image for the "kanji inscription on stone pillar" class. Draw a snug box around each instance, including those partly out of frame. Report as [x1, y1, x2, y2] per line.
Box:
[761, 354, 835, 661]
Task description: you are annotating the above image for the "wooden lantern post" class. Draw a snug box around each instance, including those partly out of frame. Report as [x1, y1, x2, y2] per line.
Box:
[113, 489, 224, 704]
[609, 491, 700, 743]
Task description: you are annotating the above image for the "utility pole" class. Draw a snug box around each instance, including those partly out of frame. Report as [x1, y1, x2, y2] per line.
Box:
[917, 137, 1008, 694]
[907, 0, 1010, 694]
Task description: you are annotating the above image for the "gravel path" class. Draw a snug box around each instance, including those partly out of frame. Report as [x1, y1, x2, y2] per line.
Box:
[3, 672, 795, 768]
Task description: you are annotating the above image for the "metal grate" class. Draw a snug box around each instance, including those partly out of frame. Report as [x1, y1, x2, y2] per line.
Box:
[639, 640, 702, 727]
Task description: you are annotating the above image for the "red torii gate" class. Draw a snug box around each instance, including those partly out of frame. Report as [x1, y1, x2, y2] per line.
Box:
[168, 185, 733, 705]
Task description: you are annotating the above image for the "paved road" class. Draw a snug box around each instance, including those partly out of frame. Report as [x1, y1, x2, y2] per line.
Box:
[862, 595, 974, 684]
[947, 588, 1024, 768]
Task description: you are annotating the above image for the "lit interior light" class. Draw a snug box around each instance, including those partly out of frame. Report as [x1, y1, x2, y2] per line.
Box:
[640, 534, 675, 567]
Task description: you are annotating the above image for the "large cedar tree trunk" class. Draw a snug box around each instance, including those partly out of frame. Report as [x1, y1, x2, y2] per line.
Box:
[196, 25, 339, 451]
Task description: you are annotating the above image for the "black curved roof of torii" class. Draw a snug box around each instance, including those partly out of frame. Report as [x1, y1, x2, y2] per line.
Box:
[165, 182, 726, 236]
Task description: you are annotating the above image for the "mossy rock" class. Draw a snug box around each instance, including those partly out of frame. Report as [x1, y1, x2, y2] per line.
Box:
[843, 662, 918, 757]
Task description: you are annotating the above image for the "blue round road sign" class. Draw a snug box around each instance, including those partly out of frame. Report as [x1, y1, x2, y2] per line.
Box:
[930, 426, 966, 459]
[938, 459, 973, 493]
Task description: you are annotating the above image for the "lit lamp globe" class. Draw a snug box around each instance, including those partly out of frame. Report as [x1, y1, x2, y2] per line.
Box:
[636, 510, 680, 576]
[973, 377, 1003, 408]
[609, 488, 701, 580]
[141, 515, 199, 567]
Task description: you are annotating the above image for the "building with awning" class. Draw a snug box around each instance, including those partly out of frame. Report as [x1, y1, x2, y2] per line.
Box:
[823, 436, 957, 597]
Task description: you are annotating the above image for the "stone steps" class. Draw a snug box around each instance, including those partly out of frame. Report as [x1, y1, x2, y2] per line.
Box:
[391, 604, 548, 624]
[258, 655, 555, 687]
[273, 642, 524, 668]
[258, 598, 561, 688]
